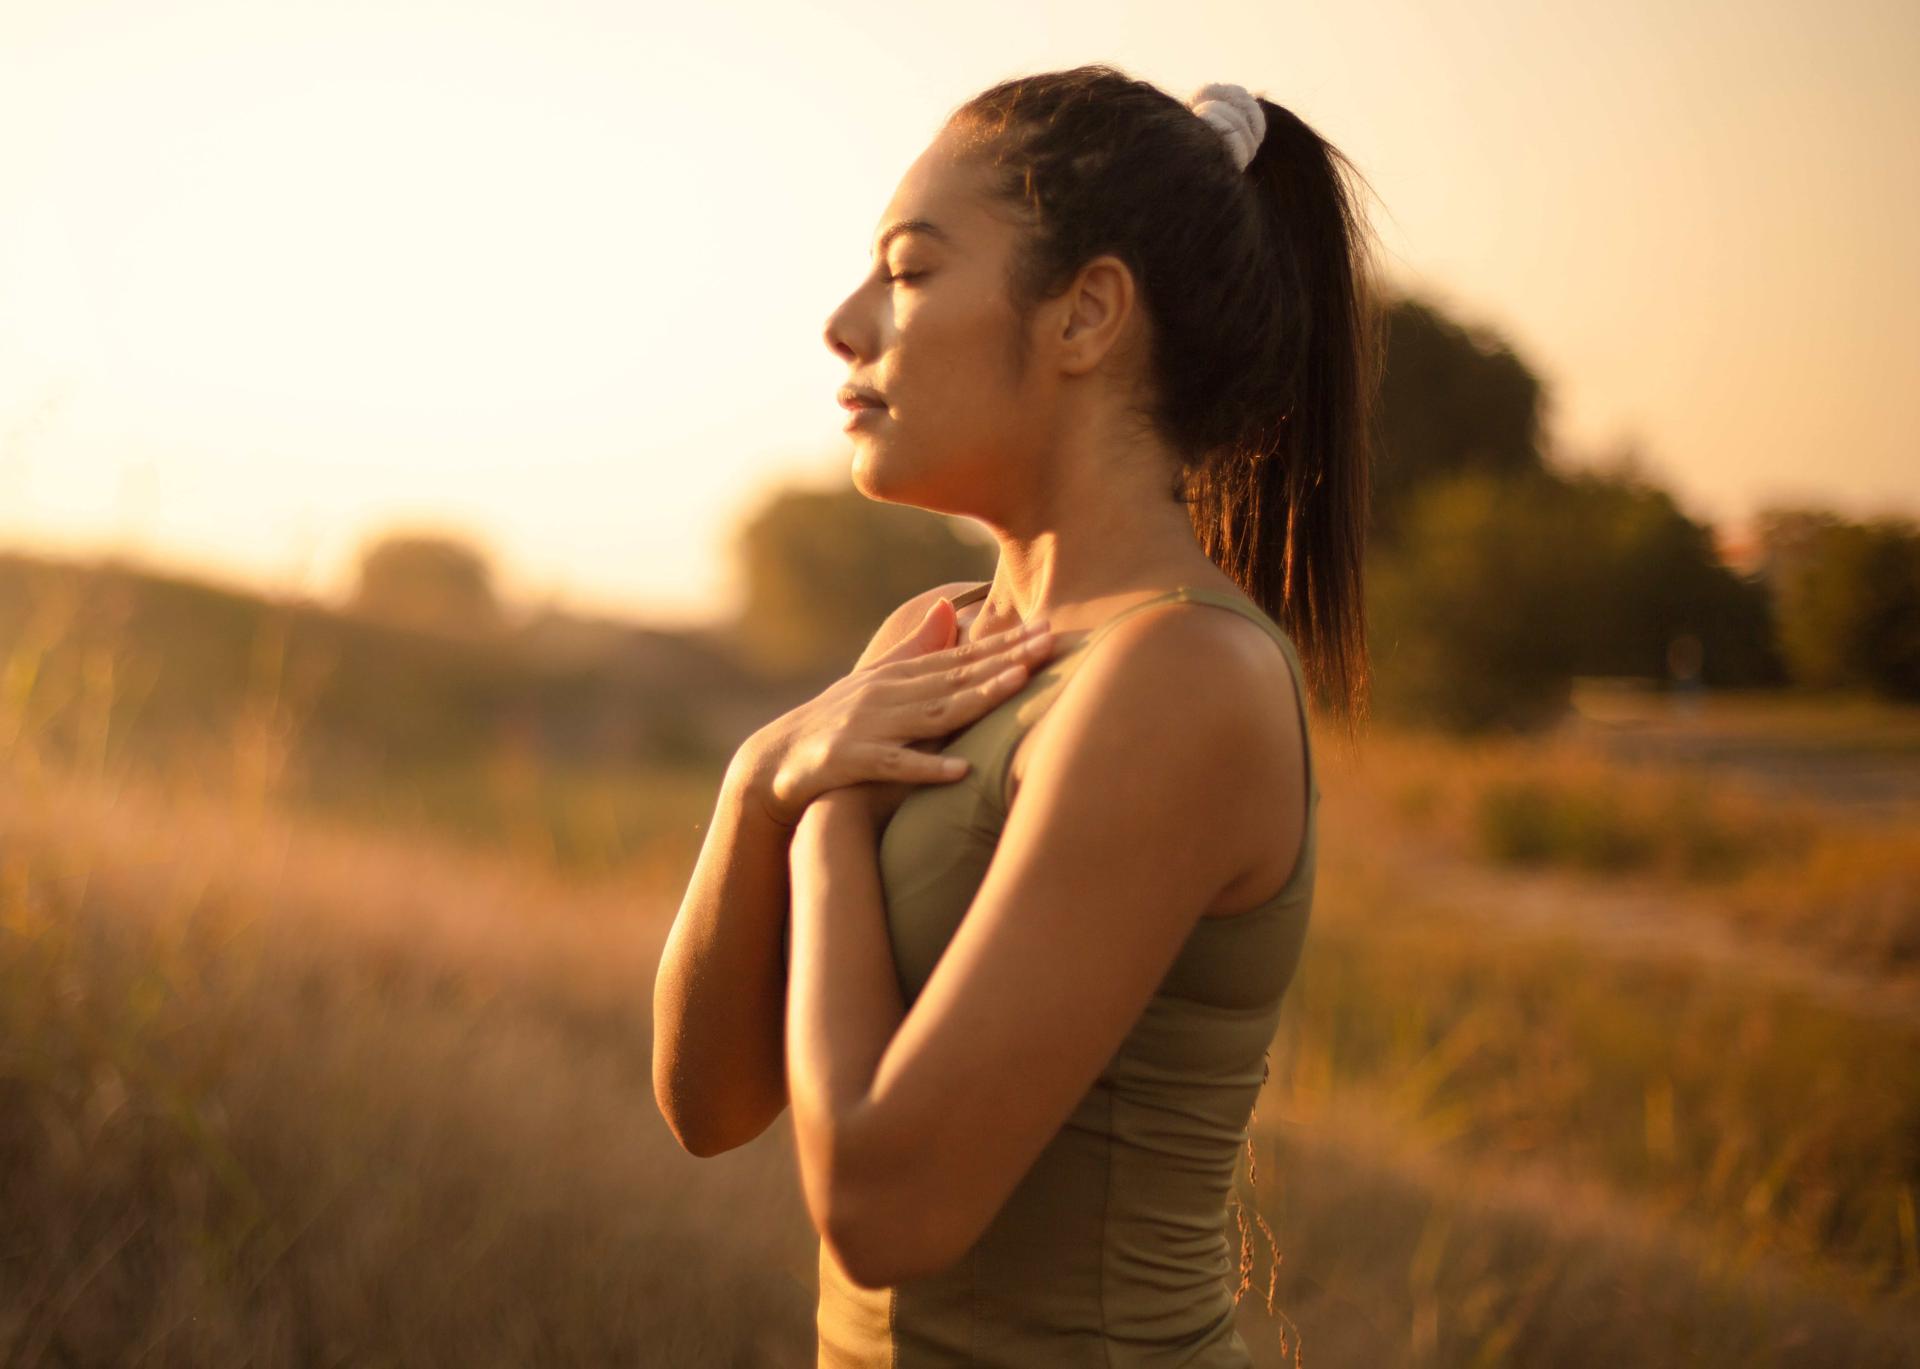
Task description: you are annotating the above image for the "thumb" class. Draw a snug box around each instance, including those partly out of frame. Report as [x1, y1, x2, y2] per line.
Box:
[874, 595, 958, 666]
[919, 596, 958, 649]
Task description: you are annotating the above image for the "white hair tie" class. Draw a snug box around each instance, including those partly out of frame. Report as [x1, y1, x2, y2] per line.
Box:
[1187, 82, 1267, 172]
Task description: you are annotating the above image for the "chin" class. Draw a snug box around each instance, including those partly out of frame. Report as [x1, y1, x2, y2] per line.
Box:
[850, 435, 983, 520]
[849, 440, 924, 506]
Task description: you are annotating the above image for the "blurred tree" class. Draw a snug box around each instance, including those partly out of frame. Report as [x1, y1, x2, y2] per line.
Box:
[730, 483, 996, 678]
[1365, 295, 1794, 731]
[1550, 458, 1781, 687]
[1367, 462, 1783, 733]
[1366, 469, 1577, 733]
[1374, 296, 1549, 545]
[1760, 508, 1920, 697]
[348, 530, 504, 638]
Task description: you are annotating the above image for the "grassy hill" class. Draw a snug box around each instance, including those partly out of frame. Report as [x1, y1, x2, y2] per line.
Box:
[0, 550, 796, 872]
[5, 546, 1918, 1364]
[3, 701, 1917, 1365]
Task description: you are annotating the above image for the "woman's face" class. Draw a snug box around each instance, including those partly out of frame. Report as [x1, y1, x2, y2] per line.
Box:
[823, 133, 1050, 516]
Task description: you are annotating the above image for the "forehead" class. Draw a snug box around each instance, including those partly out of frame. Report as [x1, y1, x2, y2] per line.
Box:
[870, 137, 1005, 256]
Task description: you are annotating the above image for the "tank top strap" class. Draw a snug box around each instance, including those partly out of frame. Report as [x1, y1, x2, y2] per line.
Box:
[1146, 585, 1307, 678]
[975, 584, 1319, 816]
[1072, 586, 1196, 652]
[1074, 585, 1304, 685]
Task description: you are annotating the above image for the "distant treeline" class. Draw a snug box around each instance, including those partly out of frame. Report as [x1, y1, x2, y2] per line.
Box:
[0, 293, 1913, 801]
[728, 294, 1917, 730]
[1366, 297, 1916, 728]
[0, 546, 759, 788]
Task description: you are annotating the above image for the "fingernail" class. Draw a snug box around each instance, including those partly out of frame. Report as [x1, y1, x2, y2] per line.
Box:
[1025, 617, 1051, 635]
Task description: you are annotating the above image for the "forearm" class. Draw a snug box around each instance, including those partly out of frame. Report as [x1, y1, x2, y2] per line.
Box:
[785, 793, 908, 1233]
[651, 735, 795, 1156]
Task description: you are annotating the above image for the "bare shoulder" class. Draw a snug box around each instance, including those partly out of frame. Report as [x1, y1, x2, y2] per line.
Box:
[1027, 599, 1300, 786]
[852, 580, 992, 672]
[1008, 598, 1306, 899]
[1099, 596, 1299, 693]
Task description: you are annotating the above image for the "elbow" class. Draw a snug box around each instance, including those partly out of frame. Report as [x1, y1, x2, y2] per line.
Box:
[821, 1166, 966, 1289]
[651, 1032, 785, 1159]
[661, 1111, 727, 1159]
[651, 1044, 709, 1157]
[822, 1207, 908, 1291]
[654, 1079, 777, 1159]
[654, 1081, 721, 1158]
[806, 1098, 970, 1287]
[653, 1060, 743, 1159]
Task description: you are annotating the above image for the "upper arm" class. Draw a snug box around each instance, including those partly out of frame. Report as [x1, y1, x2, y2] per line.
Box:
[832, 607, 1294, 1281]
[852, 580, 991, 673]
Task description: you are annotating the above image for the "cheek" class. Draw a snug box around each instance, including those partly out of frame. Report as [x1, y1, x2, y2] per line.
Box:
[899, 292, 1021, 427]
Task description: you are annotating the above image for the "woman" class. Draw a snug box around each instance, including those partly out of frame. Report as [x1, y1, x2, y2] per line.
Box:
[654, 63, 1379, 1366]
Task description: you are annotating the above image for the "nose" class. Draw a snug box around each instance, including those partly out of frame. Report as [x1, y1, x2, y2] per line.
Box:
[823, 277, 877, 364]
[823, 301, 858, 363]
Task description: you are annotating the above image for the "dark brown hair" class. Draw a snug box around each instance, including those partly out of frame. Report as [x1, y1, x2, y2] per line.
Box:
[949, 64, 1383, 735]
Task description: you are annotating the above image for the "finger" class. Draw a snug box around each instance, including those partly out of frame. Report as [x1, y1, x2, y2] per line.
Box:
[901, 629, 1054, 699]
[887, 617, 1048, 677]
[866, 630, 1053, 726]
[872, 597, 958, 667]
[853, 741, 971, 784]
[880, 651, 1051, 738]
[909, 596, 959, 652]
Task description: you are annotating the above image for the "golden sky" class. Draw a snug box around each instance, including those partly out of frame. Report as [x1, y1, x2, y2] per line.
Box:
[0, 0, 1914, 624]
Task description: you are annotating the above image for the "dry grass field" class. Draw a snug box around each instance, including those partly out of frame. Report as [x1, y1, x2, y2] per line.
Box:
[3, 669, 1917, 1366]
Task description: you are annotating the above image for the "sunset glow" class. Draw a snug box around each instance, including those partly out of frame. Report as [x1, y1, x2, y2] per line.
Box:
[1, 0, 1913, 622]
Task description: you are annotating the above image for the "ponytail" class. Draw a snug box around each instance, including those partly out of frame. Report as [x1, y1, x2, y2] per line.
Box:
[1185, 99, 1383, 738]
[954, 65, 1384, 739]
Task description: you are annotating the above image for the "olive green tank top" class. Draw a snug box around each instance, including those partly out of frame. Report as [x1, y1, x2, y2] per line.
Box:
[816, 583, 1319, 1368]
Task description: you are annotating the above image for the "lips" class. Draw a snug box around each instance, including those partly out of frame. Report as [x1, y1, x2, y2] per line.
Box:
[837, 384, 886, 411]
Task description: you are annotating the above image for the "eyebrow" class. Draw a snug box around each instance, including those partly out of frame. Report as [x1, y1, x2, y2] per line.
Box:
[871, 218, 952, 259]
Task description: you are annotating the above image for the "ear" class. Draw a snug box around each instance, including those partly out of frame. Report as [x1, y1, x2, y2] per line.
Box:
[1055, 253, 1137, 377]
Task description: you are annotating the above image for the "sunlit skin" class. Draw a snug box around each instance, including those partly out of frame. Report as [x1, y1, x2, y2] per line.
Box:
[789, 126, 1310, 1288]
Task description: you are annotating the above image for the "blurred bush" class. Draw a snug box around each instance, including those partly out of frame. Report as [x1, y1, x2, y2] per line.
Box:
[0, 549, 786, 869]
[347, 529, 504, 638]
[727, 483, 995, 679]
[1758, 509, 1920, 699]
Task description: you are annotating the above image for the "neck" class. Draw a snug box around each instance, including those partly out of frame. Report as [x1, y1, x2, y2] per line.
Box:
[966, 411, 1232, 633]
